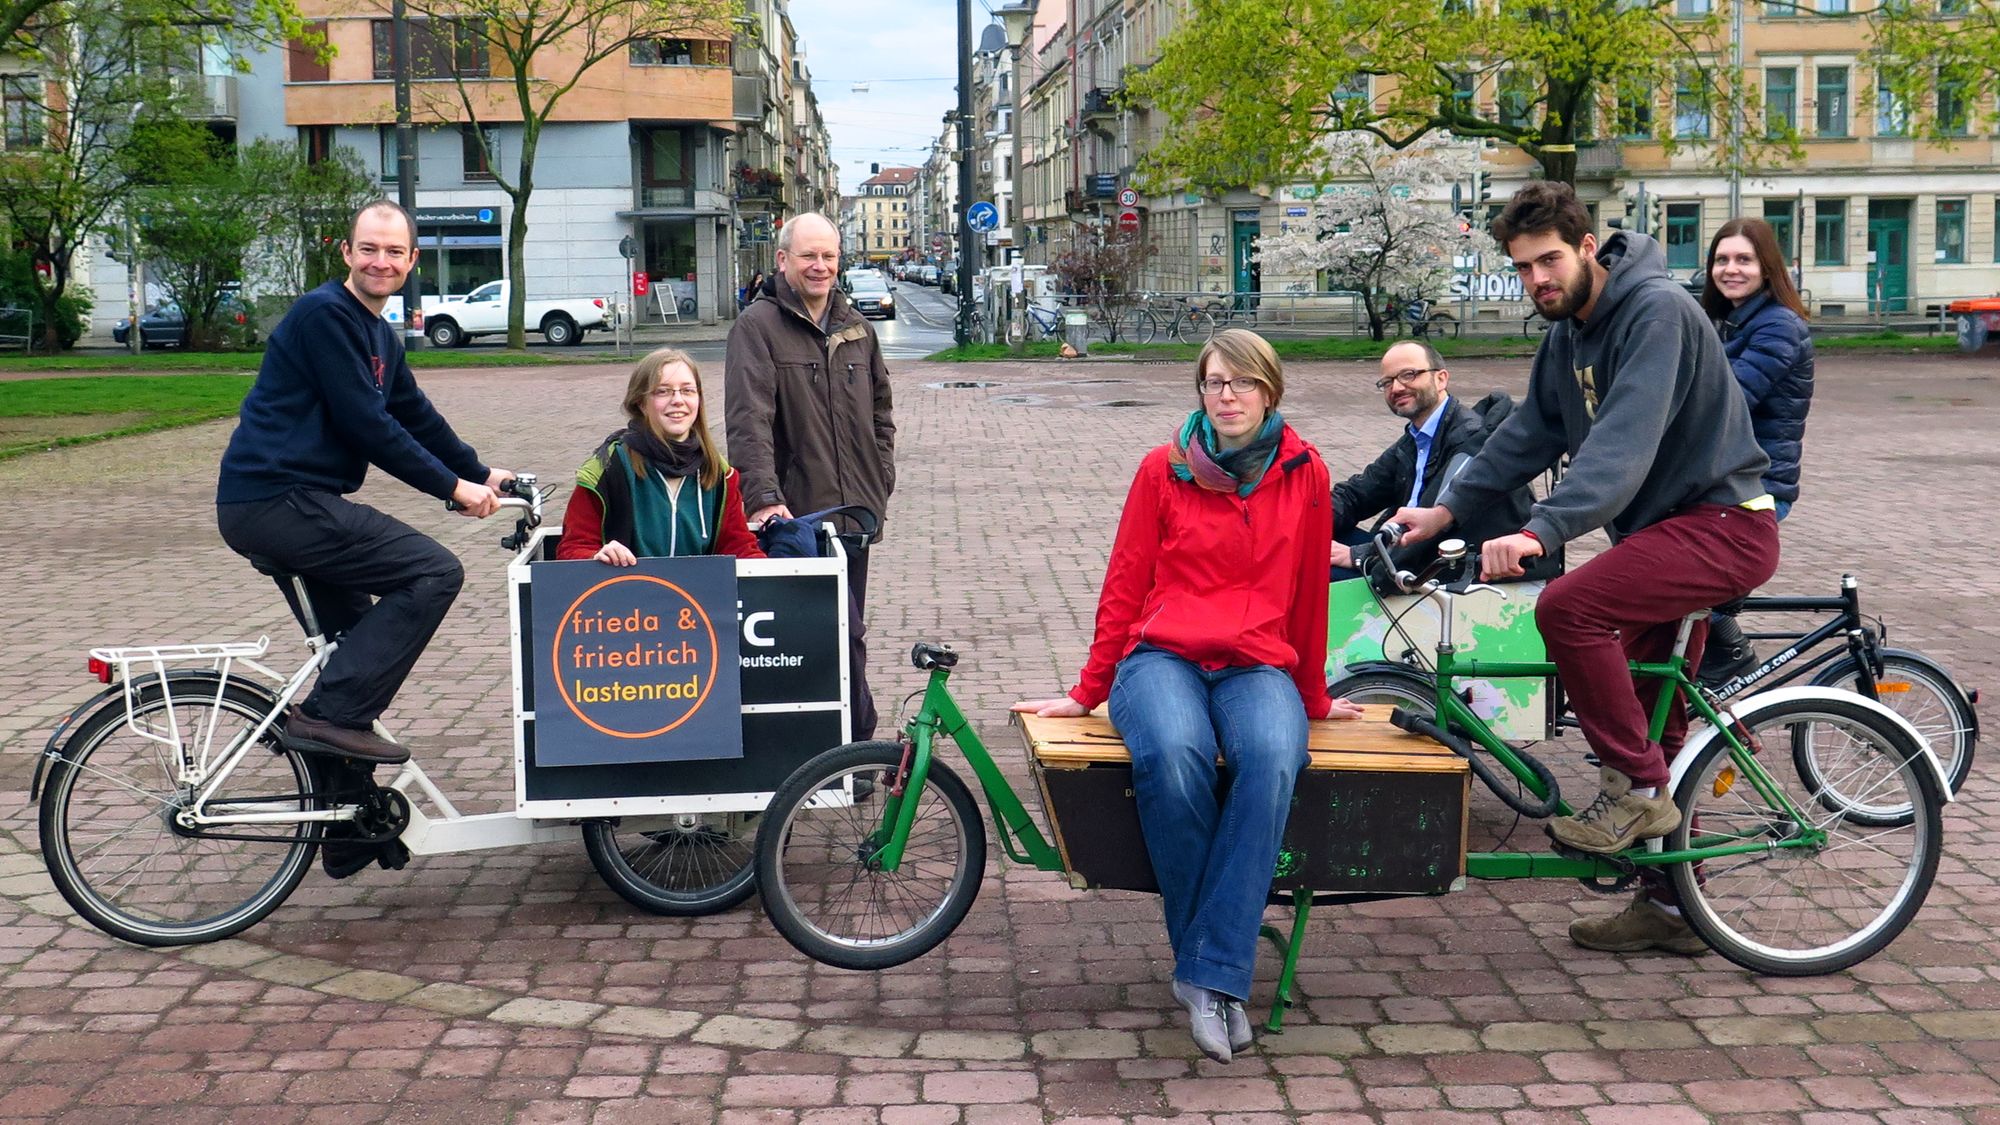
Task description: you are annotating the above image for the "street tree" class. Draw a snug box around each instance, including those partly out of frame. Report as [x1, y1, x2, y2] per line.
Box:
[239, 139, 381, 302]
[0, 0, 308, 56]
[1867, 1, 1999, 141]
[402, 0, 738, 348]
[134, 131, 267, 349]
[1255, 134, 1498, 341]
[1047, 223, 1157, 343]
[0, 0, 310, 350]
[1125, 0, 1789, 191]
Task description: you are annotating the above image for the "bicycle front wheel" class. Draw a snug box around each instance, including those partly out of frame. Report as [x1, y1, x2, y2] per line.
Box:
[583, 813, 758, 916]
[754, 740, 985, 970]
[1809, 650, 1977, 802]
[1668, 694, 1942, 976]
[1171, 307, 1216, 344]
[39, 680, 319, 946]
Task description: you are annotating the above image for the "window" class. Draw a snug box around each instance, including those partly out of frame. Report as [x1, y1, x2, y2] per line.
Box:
[379, 126, 418, 183]
[1, 75, 42, 149]
[1814, 65, 1848, 137]
[1765, 0, 1796, 17]
[1617, 79, 1654, 139]
[1937, 71, 1970, 136]
[1818, 0, 1849, 11]
[1875, 71, 1908, 137]
[1674, 69, 1710, 139]
[287, 22, 329, 82]
[630, 38, 728, 66]
[1449, 70, 1477, 118]
[1497, 69, 1534, 130]
[462, 124, 495, 181]
[1936, 198, 1965, 264]
[1331, 73, 1369, 121]
[1763, 199, 1798, 263]
[371, 18, 488, 80]
[1813, 198, 1846, 265]
[1676, 0, 1712, 14]
[300, 124, 334, 165]
[1765, 67, 1797, 135]
[1940, 0, 1969, 12]
[641, 128, 689, 185]
[1664, 202, 1701, 269]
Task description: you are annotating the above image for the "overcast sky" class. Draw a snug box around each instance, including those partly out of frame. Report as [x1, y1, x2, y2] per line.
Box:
[787, 0, 984, 195]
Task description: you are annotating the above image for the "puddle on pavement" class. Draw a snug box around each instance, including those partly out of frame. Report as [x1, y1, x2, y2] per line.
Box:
[925, 380, 1002, 390]
[1061, 378, 1135, 385]
[992, 394, 1049, 406]
[1079, 399, 1158, 408]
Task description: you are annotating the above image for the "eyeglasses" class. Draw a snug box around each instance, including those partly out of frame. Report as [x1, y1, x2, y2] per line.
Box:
[1199, 376, 1263, 396]
[650, 387, 699, 401]
[1374, 368, 1438, 391]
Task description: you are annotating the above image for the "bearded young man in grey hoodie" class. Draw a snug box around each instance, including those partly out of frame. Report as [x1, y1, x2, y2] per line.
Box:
[1389, 184, 1780, 924]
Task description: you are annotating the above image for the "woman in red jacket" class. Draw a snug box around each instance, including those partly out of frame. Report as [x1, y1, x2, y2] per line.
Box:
[1015, 329, 1361, 1063]
[557, 347, 764, 564]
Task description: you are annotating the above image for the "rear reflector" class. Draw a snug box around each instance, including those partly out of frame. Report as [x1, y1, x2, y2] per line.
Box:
[87, 657, 112, 683]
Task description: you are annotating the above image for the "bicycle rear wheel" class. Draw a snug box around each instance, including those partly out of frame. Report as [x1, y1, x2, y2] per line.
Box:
[583, 813, 758, 916]
[755, 740, 985, 970]
[1170, 307, 1216, 344]
[39, 680, 320, 946]
[1117, 307, 1159, 345]
[1667, 694, 1941, 976]
[1808, 650, 1976, 802]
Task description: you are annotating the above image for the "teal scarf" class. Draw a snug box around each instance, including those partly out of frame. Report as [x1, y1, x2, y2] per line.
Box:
[1168, 410, 1284, 497]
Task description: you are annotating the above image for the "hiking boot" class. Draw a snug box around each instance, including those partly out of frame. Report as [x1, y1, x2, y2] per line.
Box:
[1223, 999, 1254, 1053]
[1698, 614, 1759, 687]
[1569, 892, 1709, 955]
[1171, 980, 1232, 1064]
[1546, 767, 1680, 854]
[286, 706, 410, 765]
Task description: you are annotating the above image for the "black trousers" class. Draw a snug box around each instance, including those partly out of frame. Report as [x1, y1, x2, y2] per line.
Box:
[217, 489, 464, 729]
[840, 534, 879, 742]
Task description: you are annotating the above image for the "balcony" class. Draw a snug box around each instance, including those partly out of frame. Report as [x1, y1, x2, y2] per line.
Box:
[1085, 172, 1117, 199]
[733, 75, 766, 122]
[1082, 87, 1117, 120]
[170, 74, 237, 121]
[638, 185, 694, 209]
[734, 165, 784, 203]
[1573, 141, 1622, 177]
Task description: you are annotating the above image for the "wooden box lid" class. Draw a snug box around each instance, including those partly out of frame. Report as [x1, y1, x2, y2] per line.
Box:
[1017, 705, 1467, 775]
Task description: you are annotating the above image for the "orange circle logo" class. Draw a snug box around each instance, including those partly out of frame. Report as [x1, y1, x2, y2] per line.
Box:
[550, 574, 720, 739]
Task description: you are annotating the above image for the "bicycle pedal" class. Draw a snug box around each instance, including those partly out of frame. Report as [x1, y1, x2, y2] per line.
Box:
[1548, 839, 1642, 894]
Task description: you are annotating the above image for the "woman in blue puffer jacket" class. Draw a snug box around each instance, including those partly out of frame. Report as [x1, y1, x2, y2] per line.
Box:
[1698, 216, 1814, 681]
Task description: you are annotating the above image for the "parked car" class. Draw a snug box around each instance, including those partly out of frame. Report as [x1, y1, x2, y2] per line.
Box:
[916, 265, 939, 286]
[111, 294, 257, 348]
[390, 280, 609, 347]
[847, 271, 896, 320]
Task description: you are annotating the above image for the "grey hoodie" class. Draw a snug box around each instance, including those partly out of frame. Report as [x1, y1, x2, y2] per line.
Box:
[1437, 232, 1769, 546]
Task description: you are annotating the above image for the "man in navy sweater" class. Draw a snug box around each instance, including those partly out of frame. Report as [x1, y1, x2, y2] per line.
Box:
[216, 201, 512, 767]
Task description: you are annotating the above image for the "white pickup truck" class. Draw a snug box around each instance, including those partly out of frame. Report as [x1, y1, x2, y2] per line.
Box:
[388, 280, 609, 347]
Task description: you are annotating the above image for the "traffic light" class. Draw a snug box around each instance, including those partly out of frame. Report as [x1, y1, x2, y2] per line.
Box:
[1474, 169, 1491, 214]
[1648, 195, 1665, 239]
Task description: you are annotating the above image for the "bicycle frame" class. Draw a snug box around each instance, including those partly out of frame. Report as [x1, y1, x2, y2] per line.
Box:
[863, 664, 1065, 875]
[1704, 575, 1877, 702]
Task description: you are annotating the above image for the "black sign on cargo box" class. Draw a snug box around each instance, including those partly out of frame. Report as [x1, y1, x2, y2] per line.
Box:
[737, 573, 843, 705]
[530, 556, 742, 767]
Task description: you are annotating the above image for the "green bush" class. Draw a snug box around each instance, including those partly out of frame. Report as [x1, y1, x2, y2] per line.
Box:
[0, 249, 91, 349]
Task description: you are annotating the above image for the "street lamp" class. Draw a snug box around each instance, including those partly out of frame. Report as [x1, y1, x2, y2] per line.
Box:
[995, 3, 1033, 352]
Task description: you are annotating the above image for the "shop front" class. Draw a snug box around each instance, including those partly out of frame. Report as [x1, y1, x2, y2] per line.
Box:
[413, 206, 505, 298]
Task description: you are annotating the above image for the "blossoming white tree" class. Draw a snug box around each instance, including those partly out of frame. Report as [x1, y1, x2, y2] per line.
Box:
[1256, 133, 1498, 341]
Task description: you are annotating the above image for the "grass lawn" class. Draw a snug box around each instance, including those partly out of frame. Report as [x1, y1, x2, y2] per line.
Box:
[0, 374, 253, 460]
[927, 329, 1960, 364]
[0, 347, 567, 376]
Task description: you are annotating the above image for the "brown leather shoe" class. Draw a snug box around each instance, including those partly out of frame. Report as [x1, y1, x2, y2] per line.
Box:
[286, 707, 410, 765]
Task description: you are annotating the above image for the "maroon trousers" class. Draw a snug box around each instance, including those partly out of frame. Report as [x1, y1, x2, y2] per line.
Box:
[1535, 505, 1781, 790]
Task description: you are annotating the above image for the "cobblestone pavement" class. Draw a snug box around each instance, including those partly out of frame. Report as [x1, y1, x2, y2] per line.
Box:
[0, 350, 1995, 1123]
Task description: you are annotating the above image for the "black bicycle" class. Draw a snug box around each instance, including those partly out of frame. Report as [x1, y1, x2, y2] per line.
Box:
[1331, 572, 1978, 806]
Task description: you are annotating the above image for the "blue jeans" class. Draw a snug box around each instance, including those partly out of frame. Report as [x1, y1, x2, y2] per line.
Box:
[1108, 646, 1309, 1001]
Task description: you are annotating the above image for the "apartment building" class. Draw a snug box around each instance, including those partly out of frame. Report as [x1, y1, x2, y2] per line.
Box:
[1007, 0, 2000, 311]
[69, 0, 831, 332]
[857, 166, 917, 265]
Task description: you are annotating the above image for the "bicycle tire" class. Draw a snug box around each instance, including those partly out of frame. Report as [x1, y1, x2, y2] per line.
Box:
[582, 813, 758, 917]
[39, 679, 320, 946]
[1118, 307, 1159, 345]
[1170, 308, 1216, 344]
[1667, 693, 1942, 976]
[754, 740, 985, 970]
[1328, 670, 1437, 719]
[1807, 650, 1976, 804]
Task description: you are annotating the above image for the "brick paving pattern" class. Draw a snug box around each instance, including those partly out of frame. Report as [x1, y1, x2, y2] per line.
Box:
[0, 350, 1994, 1122]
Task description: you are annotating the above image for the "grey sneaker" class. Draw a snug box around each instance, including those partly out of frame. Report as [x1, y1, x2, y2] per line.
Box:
[1569, 891, 1709, 956]
[1223, 999, 1254, 1052]
[1547, 767, 1681, 855]
[1171, 980, 1232, 1063]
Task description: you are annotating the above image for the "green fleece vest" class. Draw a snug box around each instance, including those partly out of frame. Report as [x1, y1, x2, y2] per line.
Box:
[577, 441, 724, 557]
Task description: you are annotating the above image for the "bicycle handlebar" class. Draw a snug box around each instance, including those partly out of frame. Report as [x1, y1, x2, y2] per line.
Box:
[445, 473, 545, 550]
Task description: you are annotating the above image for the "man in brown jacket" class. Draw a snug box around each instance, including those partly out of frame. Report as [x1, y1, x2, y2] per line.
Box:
[726, 212, 895, 739]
